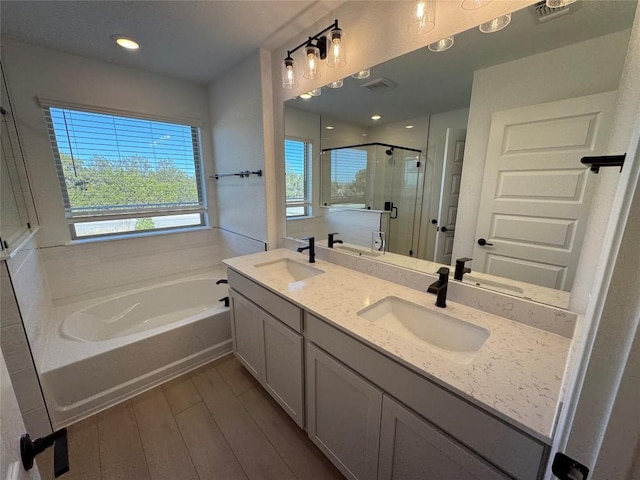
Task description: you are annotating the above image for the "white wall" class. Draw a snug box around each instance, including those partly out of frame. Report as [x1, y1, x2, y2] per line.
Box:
[453, 30, 631, 264]
[1, 37, 215, 248]
[208, 49, 273, 244]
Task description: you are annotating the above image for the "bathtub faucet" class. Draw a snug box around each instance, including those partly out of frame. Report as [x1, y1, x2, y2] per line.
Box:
[216, 279, 228, 285]
[219, 296, 230, 307]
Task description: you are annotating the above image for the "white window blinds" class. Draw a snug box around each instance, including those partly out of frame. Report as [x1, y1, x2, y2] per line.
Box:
[330, 148, 368, 205]
[284, 138, 312, 217]
[44, 106, 205, 222]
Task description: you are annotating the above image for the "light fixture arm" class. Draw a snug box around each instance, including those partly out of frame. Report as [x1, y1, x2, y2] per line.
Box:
[286, 19, 339, 59]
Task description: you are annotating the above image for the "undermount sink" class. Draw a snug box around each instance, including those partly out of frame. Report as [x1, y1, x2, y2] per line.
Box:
[358, 296, 490, 362]
[254, 258, 324, 282]
[335, 244, 383, 257]
[463, 275, 524, 297]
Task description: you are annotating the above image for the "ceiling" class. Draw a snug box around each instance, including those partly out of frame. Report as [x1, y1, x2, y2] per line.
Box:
[0, 0, 343, 85]
[286, 0, 637, 126]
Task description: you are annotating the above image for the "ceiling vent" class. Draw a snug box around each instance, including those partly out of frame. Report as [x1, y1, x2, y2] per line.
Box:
[532, 1, 573, 23]
[360, 77, 398, 93]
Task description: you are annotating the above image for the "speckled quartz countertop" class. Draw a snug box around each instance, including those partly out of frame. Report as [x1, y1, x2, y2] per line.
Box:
[223, 249, 571, 443]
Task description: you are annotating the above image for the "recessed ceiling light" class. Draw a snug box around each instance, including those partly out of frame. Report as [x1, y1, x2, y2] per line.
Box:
[326, 126, 335, 130]
[299, 93, 312, 99]
[479, 14, 512, 33]
[405, 125, 414, 129]
[428, 36, 454, 53]
[112, 35, 139, 50]
[352, 69, 371, 80]
[327, 79, 343, 89]
[371, 115, 382, 121]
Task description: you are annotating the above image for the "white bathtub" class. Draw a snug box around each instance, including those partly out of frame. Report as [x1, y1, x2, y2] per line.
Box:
[40, 273, 232, 429]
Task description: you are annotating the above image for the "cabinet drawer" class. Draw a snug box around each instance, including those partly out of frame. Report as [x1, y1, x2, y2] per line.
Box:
[306, 313, 548, 480]
[228, 269, 302, 332]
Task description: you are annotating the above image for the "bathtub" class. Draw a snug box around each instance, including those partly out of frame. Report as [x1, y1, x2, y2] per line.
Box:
[40, 272, 232, 429]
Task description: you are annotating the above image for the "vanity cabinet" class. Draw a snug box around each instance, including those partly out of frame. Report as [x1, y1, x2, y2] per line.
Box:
[228, 270, 304, 427]
[379, 395, 507, 480]
[306, 343, 383, 480]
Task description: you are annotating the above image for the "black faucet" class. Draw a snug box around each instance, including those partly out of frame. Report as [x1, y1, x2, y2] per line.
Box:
[215, 279, 228, 285]
[297, 236, 315, 263]
[328, 232, 343, 248]
[454, 257, 472, 281]
[427, 267, 449, 308]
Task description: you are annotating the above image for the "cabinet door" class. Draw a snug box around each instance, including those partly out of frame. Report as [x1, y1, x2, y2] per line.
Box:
[306, 343, 382, 480]
[229, 290, 263, 381]
[379, 395, 508, 480]
[261, 310, 304, 427]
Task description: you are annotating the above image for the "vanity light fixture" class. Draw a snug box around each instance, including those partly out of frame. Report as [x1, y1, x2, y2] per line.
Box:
[327, 79, 344, 88]
[281, 20, 347, 88]
[371, 115, 382, 121]
[546, 0, 578, 7]
[411, 0, 436, 34]
[112, 35, 139, 50]
[352, 69, 371, 80]
[461, 0, 493, 9]
[428, 36, 454, 52]
[479, 13, 511, 33]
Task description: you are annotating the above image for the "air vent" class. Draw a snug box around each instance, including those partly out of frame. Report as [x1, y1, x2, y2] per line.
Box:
[532, 0, 572, 23]
[360, 77, 398, 93]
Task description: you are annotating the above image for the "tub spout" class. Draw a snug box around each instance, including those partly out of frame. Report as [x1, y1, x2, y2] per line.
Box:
[216, 279, 228, 285]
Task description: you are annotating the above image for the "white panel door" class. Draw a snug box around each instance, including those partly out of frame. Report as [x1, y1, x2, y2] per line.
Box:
[378, 395, 508, 480]
[229, 289, 264, 382]
[435, 128, 466, 265]
[261, 310, 304, 428]
[306, 343, 383, 480]
[474, 92, 616, 290]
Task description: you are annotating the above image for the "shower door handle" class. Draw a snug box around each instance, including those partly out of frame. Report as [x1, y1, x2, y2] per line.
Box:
[390, 206, 398, 219]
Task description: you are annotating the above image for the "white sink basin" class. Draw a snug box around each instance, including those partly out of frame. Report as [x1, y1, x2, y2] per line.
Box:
[335, 244, 383, 257]
[463, 275, 524, 297]
[358, 296, 490, 362]
[254, 258, 324, 282]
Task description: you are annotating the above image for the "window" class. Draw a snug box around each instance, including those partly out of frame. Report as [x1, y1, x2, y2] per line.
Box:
[284, 138, 312, 218]
[44, 106, 206, 239]
[329, 148, 368, 206]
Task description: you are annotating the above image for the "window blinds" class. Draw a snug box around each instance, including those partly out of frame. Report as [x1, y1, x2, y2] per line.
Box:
[284, 138, 312, 216]
[330, 148, 368, 204]
[44, 106, 205, 222]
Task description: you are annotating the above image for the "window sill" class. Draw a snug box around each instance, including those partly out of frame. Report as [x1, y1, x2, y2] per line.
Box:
[286, 216, 316, 221]
[66, 225, 213, 246]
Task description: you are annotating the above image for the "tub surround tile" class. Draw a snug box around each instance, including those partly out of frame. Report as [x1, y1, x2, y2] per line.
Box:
[133, 388, 199, 480]
[224, 249, 571, 442]
[192, 367, 296, 480]
[175, 402, 248, 480]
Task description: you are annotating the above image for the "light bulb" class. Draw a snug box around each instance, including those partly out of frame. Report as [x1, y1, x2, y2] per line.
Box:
[352, 69, 371, 80]
[303, 44, 321, 80]
[282, 57, 295, 89]
[546, 0, 577, 7]
[410, 0, 436, 35]
[299, 93, 312, 99]
[327, 28, 346, 68]
[327, 79, 343, 88]
[428, 36, 454, 53]
[112, 35, 139, 50]
[479, 14, 511, 33]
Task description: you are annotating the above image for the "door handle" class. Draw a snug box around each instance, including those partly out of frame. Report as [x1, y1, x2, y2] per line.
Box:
[477, 238, 493, 246]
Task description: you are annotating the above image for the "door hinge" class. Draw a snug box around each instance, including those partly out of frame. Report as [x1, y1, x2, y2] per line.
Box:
[552, 452, 589, 480]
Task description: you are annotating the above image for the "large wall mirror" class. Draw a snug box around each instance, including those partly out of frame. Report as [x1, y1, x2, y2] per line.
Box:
[284, 0, 636, 308]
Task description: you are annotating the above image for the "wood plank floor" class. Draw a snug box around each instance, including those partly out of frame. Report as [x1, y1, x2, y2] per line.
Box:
[37, 355, 344, 480]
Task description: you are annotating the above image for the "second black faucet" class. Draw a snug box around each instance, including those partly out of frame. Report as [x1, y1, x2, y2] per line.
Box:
[297, 236, 315, 263]
[428, 267, 449, 308]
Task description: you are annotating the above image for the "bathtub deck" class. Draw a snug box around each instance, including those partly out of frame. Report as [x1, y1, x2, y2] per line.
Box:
[37, 354, 343, 480]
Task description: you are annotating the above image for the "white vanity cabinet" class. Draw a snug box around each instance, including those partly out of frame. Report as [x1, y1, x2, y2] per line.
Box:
[306, 343, 383, 480]
[228, 270, 304, 427]
[379, 395, 508, 480]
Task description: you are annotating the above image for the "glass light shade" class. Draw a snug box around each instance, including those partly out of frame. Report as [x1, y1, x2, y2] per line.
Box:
[327, 79, 344, 88]
[282, 57, 295, 89]
[310, 88, 322, 97]
[546, 0, 577, 7]
[479, 14, 511, 33]
[327, 28, 347, 68]
[461, 0, 493, 10]
[303, 44, 321, 80]
[428, 36, 454, 52]
[410, 0, 436, 35]
[352, 69, 371, 80]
